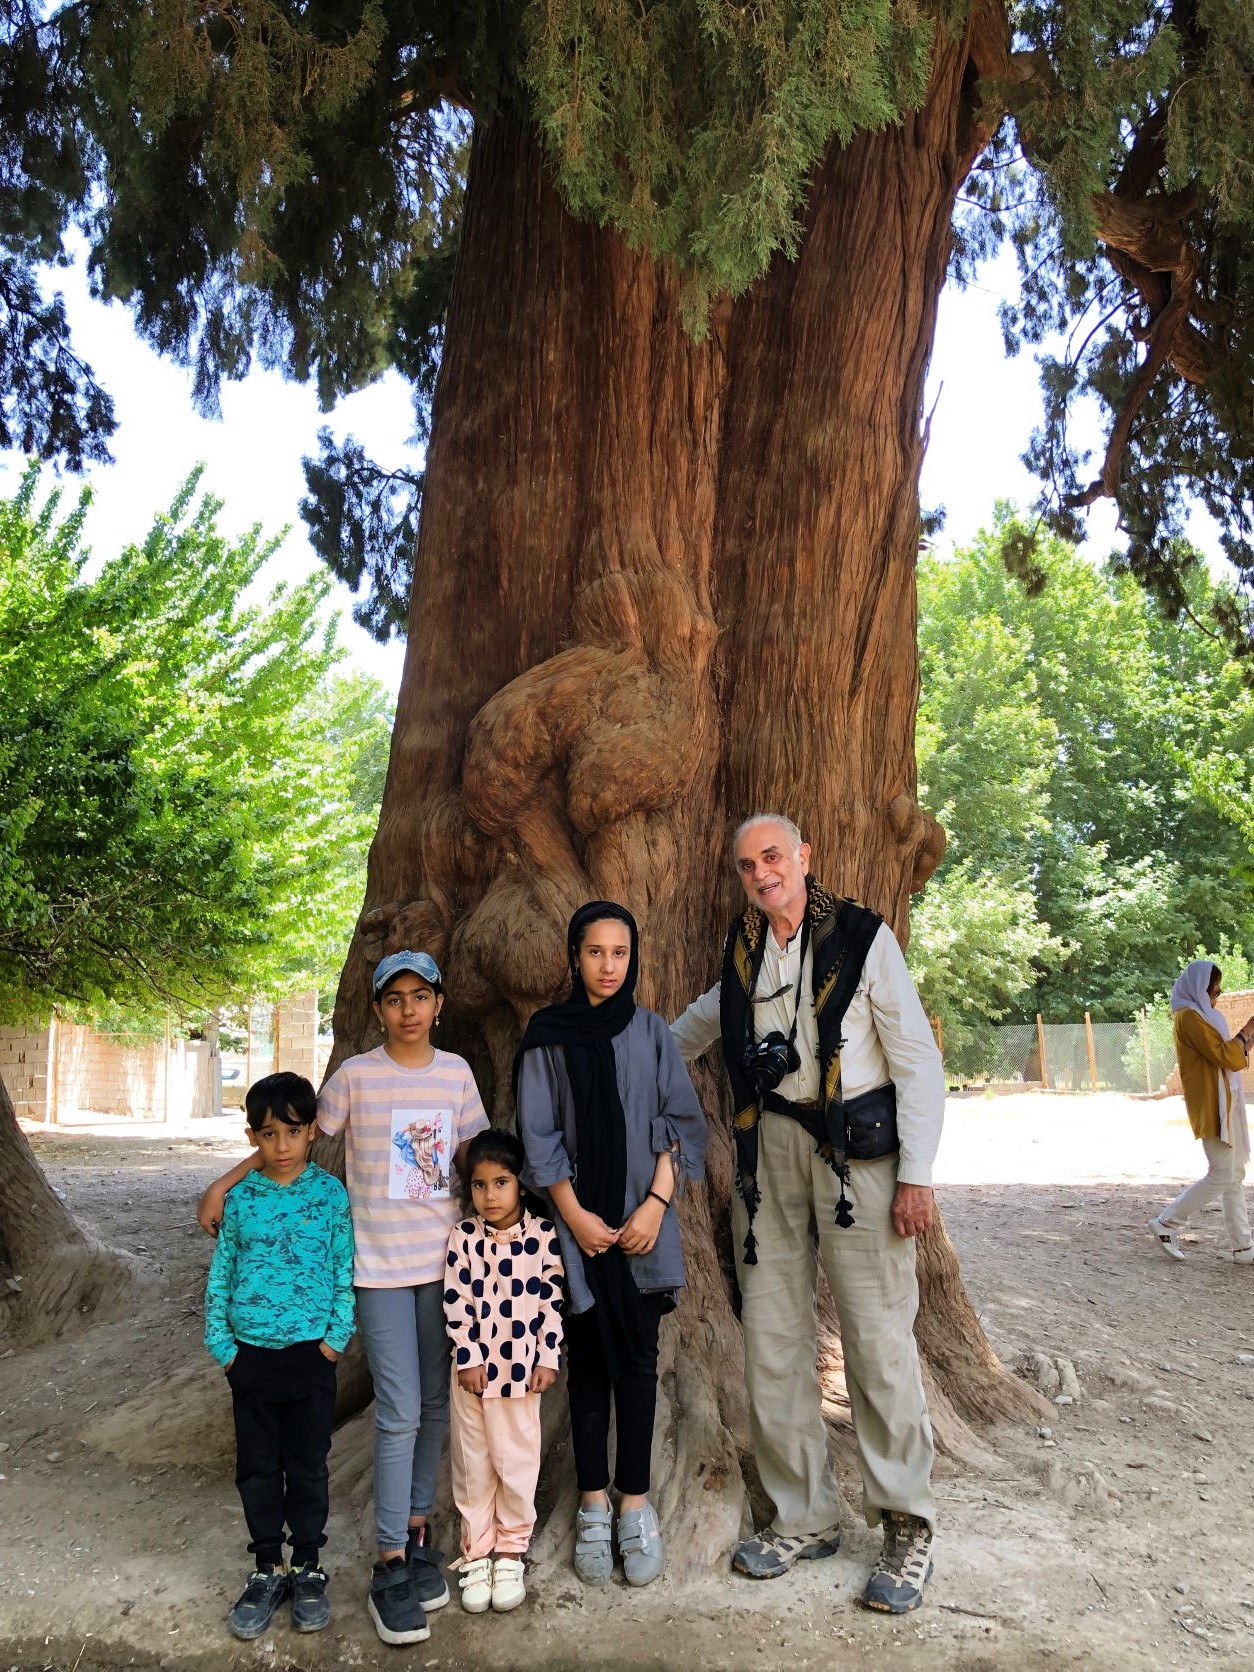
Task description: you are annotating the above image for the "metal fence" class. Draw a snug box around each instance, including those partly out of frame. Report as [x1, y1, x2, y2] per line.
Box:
[938, 1012, 1169, 1094]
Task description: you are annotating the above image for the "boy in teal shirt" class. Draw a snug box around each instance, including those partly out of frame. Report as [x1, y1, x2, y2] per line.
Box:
[205, 1071, 355, 1641]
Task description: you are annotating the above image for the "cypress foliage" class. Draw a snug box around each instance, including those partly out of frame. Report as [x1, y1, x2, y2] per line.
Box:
[2, 0, 1252, 651]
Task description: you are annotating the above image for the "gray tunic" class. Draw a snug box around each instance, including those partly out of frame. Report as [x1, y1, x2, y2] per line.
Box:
[516, 1007, 707, 1316]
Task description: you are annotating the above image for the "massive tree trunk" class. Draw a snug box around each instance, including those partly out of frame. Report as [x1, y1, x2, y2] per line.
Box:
[0, 1076, 139, 1346]
[332, 21, 1045, 1576]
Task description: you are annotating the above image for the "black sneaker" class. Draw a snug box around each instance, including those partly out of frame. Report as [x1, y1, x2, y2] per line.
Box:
[861, 1512, 934, 1613]
[368, 1556, 430, 1645]
[405, 1524, 451, 1611]
[228, 1568, 289, 1640]
[290, 1563, 331, 1633]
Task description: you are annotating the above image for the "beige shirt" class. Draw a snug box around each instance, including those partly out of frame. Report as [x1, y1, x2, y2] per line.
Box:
[670, 921, 945, 1187]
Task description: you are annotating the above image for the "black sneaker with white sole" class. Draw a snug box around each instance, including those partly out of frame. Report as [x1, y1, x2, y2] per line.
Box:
[228, 1568, 289, 1640]
[368, 1556, 430, 1645]
[405, 1524, 451, 1611]
[290, 1563, 331, 1632]
[861, 1512, 934, 1613]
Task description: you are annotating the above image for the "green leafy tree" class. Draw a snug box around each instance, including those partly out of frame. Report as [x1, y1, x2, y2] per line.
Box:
[2, 3, 1253, 646]
[908, 859, 1061, 1070]
[0, 465, 385, 1020]
[914, 511, 1254, 1046]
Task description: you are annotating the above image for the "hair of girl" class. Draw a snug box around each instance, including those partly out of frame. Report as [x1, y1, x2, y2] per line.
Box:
[460, 1126, 547, 1219]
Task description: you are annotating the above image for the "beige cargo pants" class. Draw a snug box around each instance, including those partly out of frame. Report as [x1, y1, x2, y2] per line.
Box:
[732, 1112, 936, 1535]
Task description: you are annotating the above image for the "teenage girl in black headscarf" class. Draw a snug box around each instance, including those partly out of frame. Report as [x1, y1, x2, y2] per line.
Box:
[514, 901, 707, 1589]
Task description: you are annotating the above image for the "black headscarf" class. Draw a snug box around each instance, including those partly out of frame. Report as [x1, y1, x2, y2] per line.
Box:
[514, 900, 653, 1375]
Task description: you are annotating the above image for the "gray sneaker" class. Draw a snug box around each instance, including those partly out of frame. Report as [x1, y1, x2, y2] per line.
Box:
[617, 1501, 664, 1587]
[733, 1523, 841, 1579]
[574, 1501, 614, 1585]
[860, 1512, 934, 1613]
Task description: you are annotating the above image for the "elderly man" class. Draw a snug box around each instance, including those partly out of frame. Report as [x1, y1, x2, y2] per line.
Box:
[671, 814, 944, 1614]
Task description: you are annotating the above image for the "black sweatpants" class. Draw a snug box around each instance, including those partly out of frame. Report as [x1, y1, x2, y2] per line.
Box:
[564, 1294, 666, 1497]
[227, 1339, 337, 1567]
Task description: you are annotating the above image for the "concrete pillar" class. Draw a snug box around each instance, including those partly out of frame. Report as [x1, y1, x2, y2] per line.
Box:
[274, 990, 319, 1085]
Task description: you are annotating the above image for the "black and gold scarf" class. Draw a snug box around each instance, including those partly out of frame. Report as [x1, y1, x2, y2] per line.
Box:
[719, 877, 881, 1264]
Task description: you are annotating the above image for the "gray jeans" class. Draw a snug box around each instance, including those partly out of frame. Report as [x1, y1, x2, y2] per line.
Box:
[355, 1282, 450, 1551]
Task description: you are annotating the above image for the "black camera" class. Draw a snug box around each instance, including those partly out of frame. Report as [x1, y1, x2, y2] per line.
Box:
[742, 1031, 802, 1095]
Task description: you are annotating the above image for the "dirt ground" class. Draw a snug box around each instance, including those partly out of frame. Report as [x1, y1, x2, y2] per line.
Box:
[3, 1091, 1253, 1672]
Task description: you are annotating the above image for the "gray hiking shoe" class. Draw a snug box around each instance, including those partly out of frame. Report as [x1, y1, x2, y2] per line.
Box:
[617, 1500, 664, 1587]
[228, 1567, 289, 1640]
[574, 1501, 614, 1585]
[861, 1512, 934, 1613]
[733, 1523, 841, 1579]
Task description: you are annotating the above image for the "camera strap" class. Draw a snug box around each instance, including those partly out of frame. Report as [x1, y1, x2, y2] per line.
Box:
[746, 911, 810, 1055]
[783, 913, 809, 1052]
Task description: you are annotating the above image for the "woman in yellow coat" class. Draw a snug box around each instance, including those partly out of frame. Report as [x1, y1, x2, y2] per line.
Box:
[1150, 960, 1254, 1264]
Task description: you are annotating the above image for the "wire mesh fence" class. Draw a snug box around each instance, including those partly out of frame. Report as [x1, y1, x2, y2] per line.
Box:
[938, 1013, 1165, 1093]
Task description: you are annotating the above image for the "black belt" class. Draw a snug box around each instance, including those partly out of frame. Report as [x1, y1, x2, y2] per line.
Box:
[762, 1083, 899, 1162]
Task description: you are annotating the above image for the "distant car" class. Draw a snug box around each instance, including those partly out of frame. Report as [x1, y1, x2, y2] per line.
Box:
[220, 1054, 247, 1108]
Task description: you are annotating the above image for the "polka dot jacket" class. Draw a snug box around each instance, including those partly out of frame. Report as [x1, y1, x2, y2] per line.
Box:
[443, 1212, 565, 1396]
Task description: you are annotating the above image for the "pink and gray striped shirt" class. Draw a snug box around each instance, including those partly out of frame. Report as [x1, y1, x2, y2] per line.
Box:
[318, 1045, 490, 1287]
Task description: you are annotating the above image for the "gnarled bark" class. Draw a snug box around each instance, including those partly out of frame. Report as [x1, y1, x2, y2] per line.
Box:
[328, 19, 1043, 1574]
[0, 1076, 141, 1346]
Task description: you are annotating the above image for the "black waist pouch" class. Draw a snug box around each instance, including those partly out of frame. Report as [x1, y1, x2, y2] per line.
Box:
[841, 1083, 899, 1161]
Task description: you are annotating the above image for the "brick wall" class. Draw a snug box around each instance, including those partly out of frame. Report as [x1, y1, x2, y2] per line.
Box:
[1, 1020, 215, 1122]
[52, 1023, 216, 1120]
[1215, 990, 1254, 1094]
[0, 1024, 52, 1120]
[4, 993, 323, 1122]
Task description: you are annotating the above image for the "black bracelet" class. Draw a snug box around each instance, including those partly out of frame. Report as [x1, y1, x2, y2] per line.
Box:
[647, 1189, 671, 1210]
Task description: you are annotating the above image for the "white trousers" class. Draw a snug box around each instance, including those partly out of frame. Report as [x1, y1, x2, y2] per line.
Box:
[1163, 1137, 1252, 1252]
[733, 1115, 936, 1535]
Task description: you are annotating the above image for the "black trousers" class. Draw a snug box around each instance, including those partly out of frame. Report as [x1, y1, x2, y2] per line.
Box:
[564, 1294, 666, 1497]
[227, 1339, 337, 1567]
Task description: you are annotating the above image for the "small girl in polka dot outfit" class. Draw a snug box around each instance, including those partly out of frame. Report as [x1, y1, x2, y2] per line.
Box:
[443, 1129, 564, 1614]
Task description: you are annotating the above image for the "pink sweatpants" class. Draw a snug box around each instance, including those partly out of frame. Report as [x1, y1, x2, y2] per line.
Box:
[448, 1376, 542, 1560]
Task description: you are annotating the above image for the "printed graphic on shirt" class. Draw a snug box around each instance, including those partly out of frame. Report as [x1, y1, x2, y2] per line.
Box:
[389, 1105, 453, 1201]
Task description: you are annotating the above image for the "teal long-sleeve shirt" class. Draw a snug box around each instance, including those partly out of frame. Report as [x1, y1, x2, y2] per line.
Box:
[204, 1162, 355, 1368]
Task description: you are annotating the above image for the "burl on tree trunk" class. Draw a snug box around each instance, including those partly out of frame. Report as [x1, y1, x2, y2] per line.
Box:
[324, 22, 1045, 1572]
[0, 1076, 140, 1346]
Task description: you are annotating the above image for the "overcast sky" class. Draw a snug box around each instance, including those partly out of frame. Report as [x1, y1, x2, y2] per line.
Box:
[2, 242, 1199, 698]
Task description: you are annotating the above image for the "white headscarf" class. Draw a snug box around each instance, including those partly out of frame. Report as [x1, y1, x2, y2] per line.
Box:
[1170, 959, 1230, 1039]
[1171, 958, 1249, 1165]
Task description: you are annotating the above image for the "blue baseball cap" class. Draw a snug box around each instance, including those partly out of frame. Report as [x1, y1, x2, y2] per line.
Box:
[372, 950, 443, 996]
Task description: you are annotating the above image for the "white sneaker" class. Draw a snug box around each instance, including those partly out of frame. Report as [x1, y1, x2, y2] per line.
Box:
[457, 1556, 493, 1613]
[1233, 1246, 1254, 1265]
[1149, 1216, 1185, 1261]
[491, 1556, 526, 1612]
